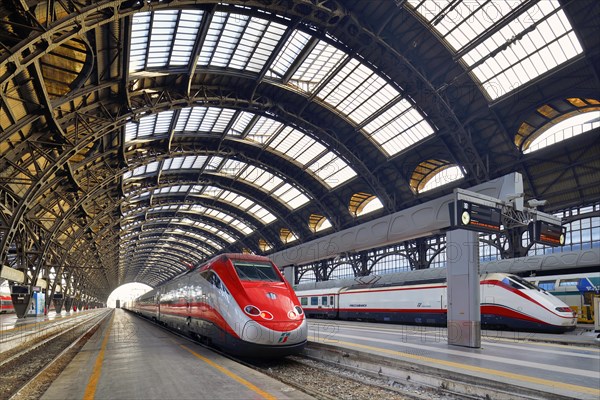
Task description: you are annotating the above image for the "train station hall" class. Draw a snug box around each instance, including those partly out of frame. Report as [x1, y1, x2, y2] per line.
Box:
[1, 1, 599, 399]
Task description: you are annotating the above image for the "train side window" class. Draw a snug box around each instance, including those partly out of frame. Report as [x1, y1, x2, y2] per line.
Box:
[558, 279, 579, 287]
[310, 297, 318, 306]
[330, 296, 334, 305]
[300, 297, 308, 306]
[321, 296, 328, 306]
[538, 280, 556, 291]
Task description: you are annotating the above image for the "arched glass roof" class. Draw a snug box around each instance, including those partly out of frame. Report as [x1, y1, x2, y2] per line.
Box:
[408, 0, 583, 100]
[128, 10, 436, 157]
[124, 107, 357, 189]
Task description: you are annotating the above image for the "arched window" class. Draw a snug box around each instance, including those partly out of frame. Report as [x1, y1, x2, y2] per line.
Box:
[410, 159, 464, 194]
[516, 98, 600, 154]
[308, 214, 332, 233]
[348, 192, 383, 217]
[279, 228, 298, 244]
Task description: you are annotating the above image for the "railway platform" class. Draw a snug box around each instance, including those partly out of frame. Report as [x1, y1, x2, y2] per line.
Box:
[1, 309, 105, 354]
[42, 308, 312, 400]
[306, 320, 600, 400]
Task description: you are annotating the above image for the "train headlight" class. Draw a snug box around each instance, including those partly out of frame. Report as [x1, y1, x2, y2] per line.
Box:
[244, 305, 261, 316]
[555, 307, 573, 313]
[260, 311, 273, 320]
[288, 310, 298, 319]
[294, 306, 304, 315]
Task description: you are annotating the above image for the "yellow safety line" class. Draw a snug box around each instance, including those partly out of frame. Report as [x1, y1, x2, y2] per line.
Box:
[180, 344, 277, 400]
[319, 338, 600, 396]
[83, 312, 114, 400]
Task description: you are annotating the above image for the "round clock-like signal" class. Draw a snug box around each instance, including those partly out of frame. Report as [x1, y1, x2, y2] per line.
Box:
[559, 233, 565, 245]
[461, 210, 471, 225]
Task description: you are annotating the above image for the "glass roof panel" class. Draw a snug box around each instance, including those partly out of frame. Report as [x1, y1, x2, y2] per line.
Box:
[244, 116, 283, 143]
[408, 0, 583, 100]
[227, 111, 254, 136]
[317, 58, 402, 124]
[168, 228, 223, 250]
[126, 107, 357, 188]
[174, 107, 236, 134]
[191, 185, 276, 224]
[186, 204, 254, 235]
[308, 152, 357, 188]
[129, 10, 437, 161]
[170, 10, 204, 67]
[125, 111, 175, 141]
[363, 100, 434, 157]
[289, 40, 347, 93]
[273, 184, 310, 209]
[267, 29, 312, 79]
[129, 10, 204, 72]
[129, 12, 151, 73]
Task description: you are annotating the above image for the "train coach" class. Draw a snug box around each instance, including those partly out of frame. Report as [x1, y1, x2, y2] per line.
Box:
[295, 273, 577, 333]
[0, 282, 15, 314]
[127, 253, 307, 357]
[1, 294, 14, 314]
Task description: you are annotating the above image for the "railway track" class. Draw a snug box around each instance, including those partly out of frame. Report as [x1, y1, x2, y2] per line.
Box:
[0, 309, 112, 400]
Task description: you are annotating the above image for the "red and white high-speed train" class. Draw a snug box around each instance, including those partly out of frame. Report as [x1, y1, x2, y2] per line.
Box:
[295, 273, 576, 333]
[1, 283, 15, 314]
[128, 253, 307, 357]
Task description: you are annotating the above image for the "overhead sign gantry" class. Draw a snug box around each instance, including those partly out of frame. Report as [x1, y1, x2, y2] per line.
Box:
[447, 188, 564, 348]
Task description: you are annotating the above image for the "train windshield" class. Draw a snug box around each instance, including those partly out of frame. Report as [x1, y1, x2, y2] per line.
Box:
[233, 260, 283, 282]
[505, 275, 539, 290]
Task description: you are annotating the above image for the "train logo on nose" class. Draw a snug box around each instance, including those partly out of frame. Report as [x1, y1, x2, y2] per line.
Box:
[278, 332, 290, 343]
[266, 292, 277, 299]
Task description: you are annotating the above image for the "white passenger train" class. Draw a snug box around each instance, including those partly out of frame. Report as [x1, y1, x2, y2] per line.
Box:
[295, 273, 577, 333]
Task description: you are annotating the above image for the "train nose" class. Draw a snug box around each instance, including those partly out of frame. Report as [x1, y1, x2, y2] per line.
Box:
[241, 319, 307, 345]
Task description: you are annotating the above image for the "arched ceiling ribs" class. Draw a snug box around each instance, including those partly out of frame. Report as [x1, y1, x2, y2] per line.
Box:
[122, 208, 253, 251]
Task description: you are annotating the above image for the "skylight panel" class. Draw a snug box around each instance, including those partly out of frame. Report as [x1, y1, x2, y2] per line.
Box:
[147, 10, 178, 68]
[126, 161, 160, 179]
[290, 40, 347, 92]
[363, 100, 434, 157]
[308, 152, 357, 188]
[273, 184, 310, 209]
[129, 10, 204, 72]
[220, 159, 245, 176]
[197, 12, 228, 65]
[186, 204, 254, 235]
[162, 156, 208, 171]
[248, 204, 276, 224]
[267, 29, 311, 79]
[129, 12, 151, 72]
[227, 111, 254, 136]
[245, 116, 283, 143]
[240, 166, 283, 192]
[126, 111, 175, 142]
[470, 2, 582, 99]
[174, 107, 236, 134]
[408, 0, 583, 100]
[192, 186, 277, 225]
[156, 185, 189, 195]
[170, 10, 204, 66]
[317, 59, 399, 124]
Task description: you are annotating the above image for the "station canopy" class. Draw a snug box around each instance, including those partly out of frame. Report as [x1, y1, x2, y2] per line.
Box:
[0, 0, 598, 301]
